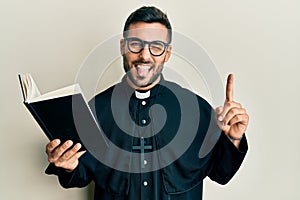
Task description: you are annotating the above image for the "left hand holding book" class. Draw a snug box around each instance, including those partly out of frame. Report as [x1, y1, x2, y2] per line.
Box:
[18, 73, 104, 152]
[46, 138, 86, 172]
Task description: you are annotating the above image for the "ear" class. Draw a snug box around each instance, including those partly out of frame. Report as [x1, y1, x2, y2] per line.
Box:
[120, 38, 125, 56]
[164, 45, 172, 62]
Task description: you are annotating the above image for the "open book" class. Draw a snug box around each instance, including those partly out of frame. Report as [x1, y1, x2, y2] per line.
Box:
[18, 74, 105, 150]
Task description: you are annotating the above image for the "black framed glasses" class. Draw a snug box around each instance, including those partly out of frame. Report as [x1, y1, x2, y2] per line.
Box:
[125, 37, 170, 56]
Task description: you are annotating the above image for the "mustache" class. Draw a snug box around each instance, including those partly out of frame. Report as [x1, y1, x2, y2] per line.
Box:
[132, 60, 154, 65]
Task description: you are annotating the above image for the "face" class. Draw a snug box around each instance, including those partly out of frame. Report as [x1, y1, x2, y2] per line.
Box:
[120, 22, 172, 89]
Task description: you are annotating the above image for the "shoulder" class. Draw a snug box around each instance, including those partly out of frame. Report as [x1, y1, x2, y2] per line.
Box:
[162, 80, 212, 110]
[95, 85, 116, 99]
[88, 83, 121, 102]
[87, 84, 117, 110]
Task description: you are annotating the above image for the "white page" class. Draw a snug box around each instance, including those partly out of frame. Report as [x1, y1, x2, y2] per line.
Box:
[29, 84, 81, 103]
[26, 73, 41, 101]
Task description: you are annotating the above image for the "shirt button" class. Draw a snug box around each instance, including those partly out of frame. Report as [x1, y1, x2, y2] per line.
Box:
[143, 181, 148, 186]
[144, 160, 147, 165]
[142, 101, 146, 106]
[142, 119, 146, 124]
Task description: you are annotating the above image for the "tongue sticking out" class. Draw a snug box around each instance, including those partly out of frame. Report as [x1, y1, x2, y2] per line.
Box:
[136, 65, 151, 77]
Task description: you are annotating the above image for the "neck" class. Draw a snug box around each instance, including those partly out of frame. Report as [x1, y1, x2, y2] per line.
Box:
[126, 75, 161, 91]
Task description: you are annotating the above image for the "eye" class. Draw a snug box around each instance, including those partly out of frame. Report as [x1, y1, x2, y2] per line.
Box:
[129, 40, 142, 47]
[150, 41, 164, 51]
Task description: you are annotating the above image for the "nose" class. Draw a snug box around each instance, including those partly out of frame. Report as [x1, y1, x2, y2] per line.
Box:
[139, 44, 152, 60]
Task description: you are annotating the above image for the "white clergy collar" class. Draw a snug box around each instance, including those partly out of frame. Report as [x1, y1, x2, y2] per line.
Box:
[135, 90, 150, 99]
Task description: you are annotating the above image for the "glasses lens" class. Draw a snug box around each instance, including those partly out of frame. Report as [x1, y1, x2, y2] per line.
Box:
[128, 39, 143, 53]
[149, 41, 165, 56]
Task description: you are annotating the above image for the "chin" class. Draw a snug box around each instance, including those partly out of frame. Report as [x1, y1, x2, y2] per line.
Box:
[134, 80, 152, 88]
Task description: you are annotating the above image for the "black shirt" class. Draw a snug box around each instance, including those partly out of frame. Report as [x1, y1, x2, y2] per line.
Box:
[46, 77, 248, 200]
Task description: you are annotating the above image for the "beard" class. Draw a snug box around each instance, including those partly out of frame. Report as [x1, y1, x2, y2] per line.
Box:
[123, 56, 164, 88]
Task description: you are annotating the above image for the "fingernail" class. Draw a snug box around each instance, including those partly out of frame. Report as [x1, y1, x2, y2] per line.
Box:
[218, 116, 223, 121]
[54, 139, 61, 144]
[75, 143, 81, 150]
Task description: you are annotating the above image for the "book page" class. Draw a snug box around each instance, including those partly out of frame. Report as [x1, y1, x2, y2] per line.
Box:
[29, 84, 81, 103]
[26, 74, 41, 101]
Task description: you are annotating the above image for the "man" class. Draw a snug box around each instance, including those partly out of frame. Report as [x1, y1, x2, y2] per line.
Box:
[45, 6, 249, 200]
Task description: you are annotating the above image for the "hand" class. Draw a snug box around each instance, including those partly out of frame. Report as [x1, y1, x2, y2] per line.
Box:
[215, 74, 249, 143]
[46, 139, 86, 172]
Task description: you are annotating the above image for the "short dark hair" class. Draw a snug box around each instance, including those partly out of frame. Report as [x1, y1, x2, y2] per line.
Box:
[123, 6, 172, 43]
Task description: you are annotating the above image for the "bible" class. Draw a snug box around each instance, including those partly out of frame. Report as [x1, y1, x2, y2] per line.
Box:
[18, 73, 104, 150]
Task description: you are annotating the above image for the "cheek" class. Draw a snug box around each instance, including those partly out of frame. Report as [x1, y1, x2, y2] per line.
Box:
[156, 64, 164, 73]
[124, 53, 139, 63]
[154, 57, 166, 67]
[123, 56, 133, 69]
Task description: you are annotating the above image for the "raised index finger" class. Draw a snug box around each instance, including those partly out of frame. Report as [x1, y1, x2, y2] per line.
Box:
[226, 74, 234, 102]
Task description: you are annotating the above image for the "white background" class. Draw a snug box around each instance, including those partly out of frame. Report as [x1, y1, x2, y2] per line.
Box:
[1, 0, 299, 199]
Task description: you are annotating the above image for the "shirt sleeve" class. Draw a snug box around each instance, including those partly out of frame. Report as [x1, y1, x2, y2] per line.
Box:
[208, 132, 248, 185]
[45, 153, 93, 188]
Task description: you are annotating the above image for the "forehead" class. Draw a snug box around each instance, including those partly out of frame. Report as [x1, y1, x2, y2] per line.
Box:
[126, 22, 169, 42]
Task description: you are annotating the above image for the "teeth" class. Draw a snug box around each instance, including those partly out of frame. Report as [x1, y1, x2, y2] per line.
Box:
[136, 65, 151, 70]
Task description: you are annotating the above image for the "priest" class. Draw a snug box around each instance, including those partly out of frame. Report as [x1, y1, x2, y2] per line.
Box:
[45, 6, 249, 200]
